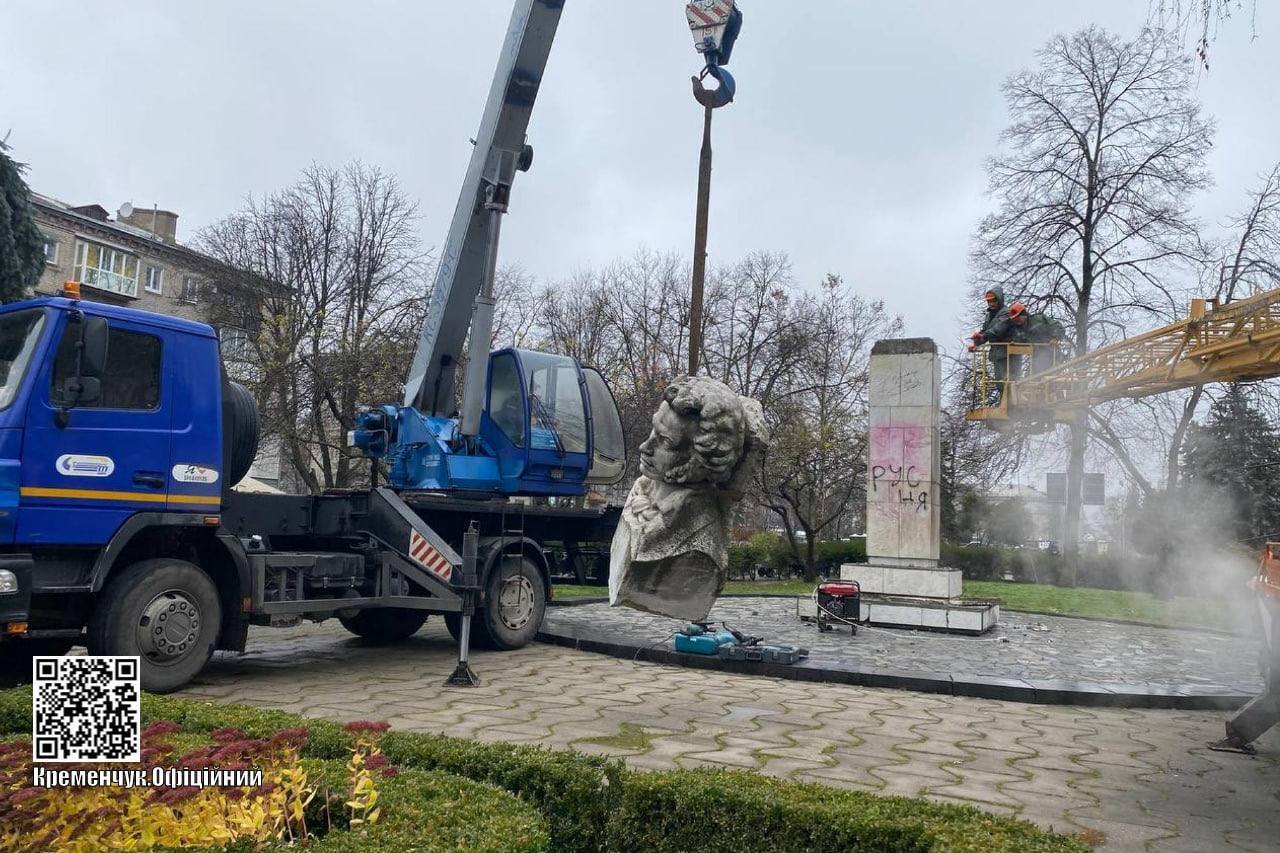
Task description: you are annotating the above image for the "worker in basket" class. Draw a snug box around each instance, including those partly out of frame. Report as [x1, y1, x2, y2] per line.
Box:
[1009, 302, 1067, 374]
[968, 286, 1019, 403]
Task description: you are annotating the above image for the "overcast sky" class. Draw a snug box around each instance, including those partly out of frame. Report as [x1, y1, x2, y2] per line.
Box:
[4, 2, 1276, 356]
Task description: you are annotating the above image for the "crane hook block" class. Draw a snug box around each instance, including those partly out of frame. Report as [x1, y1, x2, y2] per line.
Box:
[692, 65, 736, 108]
[687, 1, 743, 69]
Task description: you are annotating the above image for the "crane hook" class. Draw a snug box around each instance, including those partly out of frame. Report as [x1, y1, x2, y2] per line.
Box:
[692, 64, 736, 109]
[686, 1, 742, 109]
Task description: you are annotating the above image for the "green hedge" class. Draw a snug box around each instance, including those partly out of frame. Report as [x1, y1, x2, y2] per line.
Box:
[729, 534, 867, 579]
[287, 760, 549, 853]
[609, 769, 1085, 853]
[378, 731, 620, 853]
[0, 688, 1085, 853]
[942, 543, 1135, 590]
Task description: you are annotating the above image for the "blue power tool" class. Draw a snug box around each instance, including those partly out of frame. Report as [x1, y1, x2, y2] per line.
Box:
[674, 623, 737, 655]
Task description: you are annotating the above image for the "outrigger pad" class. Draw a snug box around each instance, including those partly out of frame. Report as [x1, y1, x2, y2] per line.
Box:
[444, 662, 481, 688]
[1218, 688, 1280, 753]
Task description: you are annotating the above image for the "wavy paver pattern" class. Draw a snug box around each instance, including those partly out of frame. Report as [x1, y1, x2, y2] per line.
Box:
[179, 621, 1280, 852]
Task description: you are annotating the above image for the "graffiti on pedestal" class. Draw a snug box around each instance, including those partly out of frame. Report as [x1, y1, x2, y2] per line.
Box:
[869, 424, 930, 513]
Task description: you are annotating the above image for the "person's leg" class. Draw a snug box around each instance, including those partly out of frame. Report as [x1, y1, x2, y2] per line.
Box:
[988, 345, 1008, 404]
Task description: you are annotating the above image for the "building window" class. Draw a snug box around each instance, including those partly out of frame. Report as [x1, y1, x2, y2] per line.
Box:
[73, 240, 139, 298]
[51, 324, 162, 410]
[219, 327, 252, 362]
[180, 276, 200, 304]
[42, 235, 59, 265]
[144, 265, 164, 295]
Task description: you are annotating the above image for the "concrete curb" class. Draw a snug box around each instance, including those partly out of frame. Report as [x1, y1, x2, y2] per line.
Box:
[535, 620, 1255, 711]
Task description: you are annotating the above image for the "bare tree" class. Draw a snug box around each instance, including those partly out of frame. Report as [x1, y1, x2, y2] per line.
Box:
[700, 251, 809, 404]
[972, 26, 1213, 571]
[491, 264, 544, 348]
[1149, 0, 1260, 67]
[538, 269, 615, 369]
[757, 275, 902, 580]
[198, 163, 425, 492]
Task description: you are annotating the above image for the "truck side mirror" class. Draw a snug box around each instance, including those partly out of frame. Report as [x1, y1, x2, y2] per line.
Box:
[81, 316, 108, 379]
[54, 315, 108, 426]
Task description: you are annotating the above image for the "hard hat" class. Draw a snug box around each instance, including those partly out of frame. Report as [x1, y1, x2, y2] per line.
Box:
[1008, 301, 1026, 319]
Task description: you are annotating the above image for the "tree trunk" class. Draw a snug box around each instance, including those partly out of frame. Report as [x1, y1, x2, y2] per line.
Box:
[1063, 415, 1087, 583]
[1167, 387, 1203, 490]
[804, 533, 818, 583]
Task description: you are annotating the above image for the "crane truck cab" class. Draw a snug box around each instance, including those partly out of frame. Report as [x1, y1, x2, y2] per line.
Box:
[0, 292, 256, 689]
[350, 348, 626, 495]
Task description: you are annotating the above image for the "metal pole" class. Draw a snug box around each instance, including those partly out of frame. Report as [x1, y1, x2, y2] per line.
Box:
[688, 104, 714, 376]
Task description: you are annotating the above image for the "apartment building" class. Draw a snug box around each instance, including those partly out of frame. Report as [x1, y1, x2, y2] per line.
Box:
[30, 193, 282, 488]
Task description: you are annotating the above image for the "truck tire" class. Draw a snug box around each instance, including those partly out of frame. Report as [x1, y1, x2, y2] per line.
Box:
[224, 380, 259, 487]
[87, 559, 221, 694]
[447, 555, 546, 651]
[338, 608, 428, 643]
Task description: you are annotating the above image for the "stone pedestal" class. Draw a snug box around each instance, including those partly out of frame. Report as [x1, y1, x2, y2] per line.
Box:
[845, 338, 998, 634]
[865, 338, 942, 567]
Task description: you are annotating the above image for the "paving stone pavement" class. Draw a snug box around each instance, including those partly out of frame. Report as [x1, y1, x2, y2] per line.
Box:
[545, 597, 1264, 695]
[179, 620, 1280, 852]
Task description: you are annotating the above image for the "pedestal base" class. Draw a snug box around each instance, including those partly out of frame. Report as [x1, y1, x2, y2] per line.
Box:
[859, 594, 999, 635]
[840, 563, 962, 599]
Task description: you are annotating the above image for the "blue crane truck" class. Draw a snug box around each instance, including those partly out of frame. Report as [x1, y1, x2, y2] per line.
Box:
[0, 0, 650, 692]
[0, 291, 625, 691]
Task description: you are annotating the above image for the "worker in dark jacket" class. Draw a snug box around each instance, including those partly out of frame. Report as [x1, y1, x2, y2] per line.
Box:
[978, 286, 1008, 338]
[1010, 303, 1066, 374]
[968, 286, 1019, 402]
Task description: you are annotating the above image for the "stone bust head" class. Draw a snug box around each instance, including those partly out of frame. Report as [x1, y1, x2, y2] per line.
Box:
[637, 376, 746, 489]
[611, 375, 768, 621]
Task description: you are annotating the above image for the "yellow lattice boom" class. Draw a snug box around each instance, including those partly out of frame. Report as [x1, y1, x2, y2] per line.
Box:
[967, 287, 1280, 425]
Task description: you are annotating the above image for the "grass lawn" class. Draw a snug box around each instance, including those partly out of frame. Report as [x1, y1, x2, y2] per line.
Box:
[554, 578, 1241, 631]
[960, 580, 1237, 631]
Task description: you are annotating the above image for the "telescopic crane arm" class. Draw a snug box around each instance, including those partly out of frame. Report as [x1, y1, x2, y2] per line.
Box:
[402, 0, 563, 422]
[403, 1, 743, 426]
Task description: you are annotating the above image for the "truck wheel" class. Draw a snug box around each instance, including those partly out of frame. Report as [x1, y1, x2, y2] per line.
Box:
[338, 609, 428, 643]
[448, 555, 545, 651]
[87, 559, 221, 694]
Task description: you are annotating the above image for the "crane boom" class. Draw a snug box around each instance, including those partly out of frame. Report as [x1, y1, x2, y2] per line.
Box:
[967, 293, 1280, 750]
[967, 286, 1280, 425]
[403, 0, 565, 414]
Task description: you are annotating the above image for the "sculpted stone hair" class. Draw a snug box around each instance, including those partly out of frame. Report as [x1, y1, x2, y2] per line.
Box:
[662, 377, 746, 486]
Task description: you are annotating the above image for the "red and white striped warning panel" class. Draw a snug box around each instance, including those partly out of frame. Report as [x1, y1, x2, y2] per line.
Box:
[409, 529, 454, 581]
[687, 1, 733, 28]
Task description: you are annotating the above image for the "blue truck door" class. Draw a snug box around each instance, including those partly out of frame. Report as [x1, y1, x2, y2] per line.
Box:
[18, 315, 175, 545]
[166, 333, 223, 509]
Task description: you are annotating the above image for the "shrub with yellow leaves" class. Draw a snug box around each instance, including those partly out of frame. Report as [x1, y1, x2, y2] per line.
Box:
[342, 720, 391, 829]
[0, 718, 394, 851]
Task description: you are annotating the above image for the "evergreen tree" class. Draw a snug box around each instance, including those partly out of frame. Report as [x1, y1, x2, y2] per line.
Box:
[1182, 386, 1280, 545]
[0, 139, 45, 302]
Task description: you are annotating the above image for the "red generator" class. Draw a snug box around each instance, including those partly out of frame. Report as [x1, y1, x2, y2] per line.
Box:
[816, 580, 861, 635]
